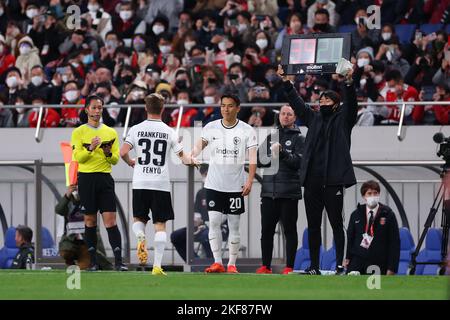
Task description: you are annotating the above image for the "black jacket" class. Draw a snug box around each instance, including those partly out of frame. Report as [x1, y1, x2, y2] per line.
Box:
[283, 80, 358, 188]
[346, 203, 400, 273]
[11, 243, 35, 269]
[257, 125, 304, 199]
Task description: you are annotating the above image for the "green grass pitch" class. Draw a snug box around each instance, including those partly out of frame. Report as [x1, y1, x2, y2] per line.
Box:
[0, 270, 448, 300]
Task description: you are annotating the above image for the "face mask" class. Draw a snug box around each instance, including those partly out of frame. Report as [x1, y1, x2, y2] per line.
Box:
[218, 41, 227, 52]
[204, 96, 215, 104]
[0, 8, 4, 16]
[122, 75, 133, 85]
[357, 58, 370, 68]
[65, 90, 79, 102]
[19, 45, 31, 55]
[374, 75, 383, 84]
[314, 23, 328, 32]
[134, 42, 145, 52]
[88, 4, 99, 12]
[177, 99, 189, 105]
[152, 72, 160, 81]
[175, 79, 188, 89]
[265, 73, 278, 83]
[381, 32, 391, 41]
[153, 25, 165, 35]
[191, 56, 205, 65]
[290, 22, 301, 32]
[6, 76, 18, 88]
[319, 105, 334, 116]
[184, 41, 196, 52]
[31, 76, 43, 87]
[159, 45, 171, 54]
[83, 54, 94, 65]
[359, 78, 367, 88]
[237, 23, 248, 33]
[106, 40, 118, 50]
[120, 11, 133, 21]
[366, 196, 380, 208]
[62, 75, 69, 83]
[131, 91, 144, 100]
[26, 9, 38, 19]
[260, 21, 270, 31]
[16, 107, 25, 114]
[256, 39, 268, 50]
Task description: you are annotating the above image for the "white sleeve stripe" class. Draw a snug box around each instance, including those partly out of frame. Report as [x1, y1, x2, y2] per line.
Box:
[247, 144, 258, 149]
[124, 141, 134, 149]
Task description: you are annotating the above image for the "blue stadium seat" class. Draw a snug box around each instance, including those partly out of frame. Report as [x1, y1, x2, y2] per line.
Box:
[338, 25, 356, 34]
[419, 24, 444, 35]
[320, 242, 336, 271]
[446, 24, 450, 34]
[293, 228, 324, 271]
[0, 227, 19, 269]
[395, 24, 417, 44]
[398, 227, 415, 275]
[415, 228, 442, 275]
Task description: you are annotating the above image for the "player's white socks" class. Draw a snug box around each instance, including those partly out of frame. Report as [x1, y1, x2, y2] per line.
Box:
[227, 214, 241, 267]
[208, 211, 223, 264]
[153, 231, 167, 268]
[132, 221, 146, 241]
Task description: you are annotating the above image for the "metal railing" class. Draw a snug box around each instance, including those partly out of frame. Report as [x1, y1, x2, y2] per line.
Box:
[2, 100, 449, 143]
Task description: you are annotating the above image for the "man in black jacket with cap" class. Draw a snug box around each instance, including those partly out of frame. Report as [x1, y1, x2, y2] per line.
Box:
[277, 65, 358, 275]
[256, 105, 305, 275]
[345, 180, 400, 275]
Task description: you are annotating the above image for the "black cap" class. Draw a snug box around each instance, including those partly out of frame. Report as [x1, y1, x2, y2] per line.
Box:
[145, 64, 162, 74]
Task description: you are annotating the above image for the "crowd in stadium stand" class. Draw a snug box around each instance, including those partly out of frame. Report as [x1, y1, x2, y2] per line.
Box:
[0, 0, 449, 128]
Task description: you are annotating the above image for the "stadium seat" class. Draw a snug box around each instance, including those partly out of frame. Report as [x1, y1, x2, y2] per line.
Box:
[320, 242, 336, 271]
[338, 25, 356, 34]
[293, 228, 324, 271]
[415, 228, 442, 275]
[41, 227, 57, 257]
[397, 227, 415, 275]
[395, 24, 417, 44]
[0, 227, 19, 269]
[446, 24, 450, 34]
[419, 24, 444, 35]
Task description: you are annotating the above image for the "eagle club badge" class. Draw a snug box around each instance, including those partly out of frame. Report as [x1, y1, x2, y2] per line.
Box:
[233, 137, 241, 145]
[380, 217, 386, 225]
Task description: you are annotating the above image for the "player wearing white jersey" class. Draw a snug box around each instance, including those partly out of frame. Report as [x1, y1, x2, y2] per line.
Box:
[191, 94, 257, 273]
[120, 93, 195, 275]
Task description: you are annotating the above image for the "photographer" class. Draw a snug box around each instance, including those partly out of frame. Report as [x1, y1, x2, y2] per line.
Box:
[256, 105, 304, 274]
[239, 84, 274, 127]
[278, 64, 358, 275]
[223, 62, 253, 103]
[351, 9, 380, 54]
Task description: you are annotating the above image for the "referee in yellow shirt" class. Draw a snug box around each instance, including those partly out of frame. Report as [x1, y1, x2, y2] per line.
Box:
[71, 95, 127, 271]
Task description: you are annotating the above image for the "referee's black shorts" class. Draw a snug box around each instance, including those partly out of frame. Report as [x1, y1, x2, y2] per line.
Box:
[132, 189, 174, 223]
[78, 173, 116, 214]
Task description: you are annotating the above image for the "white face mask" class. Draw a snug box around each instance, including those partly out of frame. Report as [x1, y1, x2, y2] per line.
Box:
[238, 23, 247, 33]
[184, 41, 196, 52]
[19, 45, 31, 55]
[204, 96, 215, 104]
[61, 75, 69, 83]
[381, 32, 392, 41]
[374, 74, 383, 84]
[26, 9, 38, 19]
[366, 196, 380, 208]
[31, 76, 43, 87]
[256, 39, 268, 50]
[16, 106, 25, 114]
[159, 45, 171, 54]
[65, 90, 79, 102]
[177, 99, 189, 105]
[6, 76, 18, 88]
[359, 78, 367, 88]
[120, 10, 132, 21]
[88, 4, 99, 12]
[152, 25, 165, 35]
[0, 8, 4, 16]
[152, 72, 160, 81]
[218, 41, 227, 52]
[357, 58, 370, 68]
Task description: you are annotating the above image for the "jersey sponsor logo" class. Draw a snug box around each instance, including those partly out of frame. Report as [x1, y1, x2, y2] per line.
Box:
[209, 200, 215, 207]
[215, 148, 239, 156]
[285, 140, 292, 146]
[233, 137, 241, 145]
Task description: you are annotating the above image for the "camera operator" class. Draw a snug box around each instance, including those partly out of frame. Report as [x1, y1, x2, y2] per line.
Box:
[223, 62, 253, 103]
[240, 84, 274, 127]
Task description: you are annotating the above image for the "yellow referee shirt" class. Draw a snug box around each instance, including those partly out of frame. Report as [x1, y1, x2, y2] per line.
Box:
[71, 124, 119, 173]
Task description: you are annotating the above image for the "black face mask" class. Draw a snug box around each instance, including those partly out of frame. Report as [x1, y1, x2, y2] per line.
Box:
[122, 75, 133, 85]
[175, 79, 188, 90]
[313, 23, 328, 32]
[320, 104, 335, 116]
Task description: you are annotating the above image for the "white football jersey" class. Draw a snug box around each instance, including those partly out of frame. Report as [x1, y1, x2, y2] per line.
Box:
[125, 119, 182, 192]
[201, 119, 258, 192]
